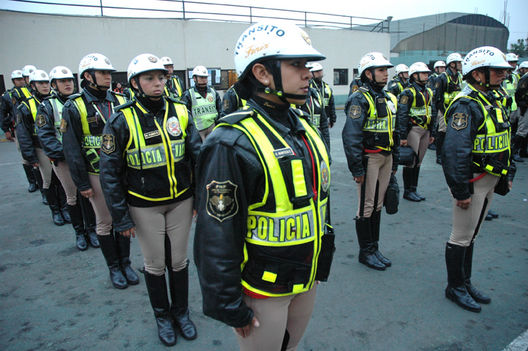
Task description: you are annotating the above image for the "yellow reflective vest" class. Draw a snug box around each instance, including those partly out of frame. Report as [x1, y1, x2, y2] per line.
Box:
[360, 90, 397, 151]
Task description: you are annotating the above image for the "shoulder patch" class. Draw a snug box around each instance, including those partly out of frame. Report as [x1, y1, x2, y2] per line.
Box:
[101, 134, 116, 154]
[451, 112, 468, 130]
[36, 114, 47, 128]
[60, 119, 68, 133]
[206, 180, 239, 222]
[349, 105, 362, 119]
[223, 97, 231, 111]
[351, 85, 359, 92]
[399, 95, 409, 105]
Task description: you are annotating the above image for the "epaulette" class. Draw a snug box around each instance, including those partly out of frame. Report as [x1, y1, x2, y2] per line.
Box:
[290, 107, 310, 121]
[217, 106, 254, 125]
[114, 99, 135, 111]
[68, 93, 83, 101]
[166, 96, 184, 105]
[359, 87, 369, 93]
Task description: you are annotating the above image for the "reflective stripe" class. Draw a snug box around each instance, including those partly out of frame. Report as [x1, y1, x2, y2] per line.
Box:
[443, 72, 463, 108]
[361, 91, 395, 150]
[190, 88, 217, 130]
[409, 87, 433, 128]
[246, 209, 315, 246]
[22, 97, 39, 135]
[49, 98, 64, 142]
[291, 159, 307, 198]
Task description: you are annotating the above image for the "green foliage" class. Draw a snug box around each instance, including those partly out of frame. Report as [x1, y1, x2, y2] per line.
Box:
[509, 38, 528, 57]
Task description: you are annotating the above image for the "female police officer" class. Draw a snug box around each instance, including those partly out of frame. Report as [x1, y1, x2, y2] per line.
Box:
[342, 52, 398, 271]
[441, 46, 514, 312]
[194, 21, 332, 351]
[99, 54, 201, 346]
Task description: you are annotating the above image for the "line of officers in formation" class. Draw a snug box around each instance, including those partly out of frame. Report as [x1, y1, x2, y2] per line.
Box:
[0, 19, 526, 349]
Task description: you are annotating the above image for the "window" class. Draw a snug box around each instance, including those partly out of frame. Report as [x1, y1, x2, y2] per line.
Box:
[333, 69, 348, 86]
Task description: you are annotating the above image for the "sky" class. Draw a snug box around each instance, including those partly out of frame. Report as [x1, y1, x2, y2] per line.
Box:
[1, 0, 527, 46]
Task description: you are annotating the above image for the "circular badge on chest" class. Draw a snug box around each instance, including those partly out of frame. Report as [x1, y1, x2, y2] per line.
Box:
[166, 116, 182, 137]
[320, 160, 330, 193]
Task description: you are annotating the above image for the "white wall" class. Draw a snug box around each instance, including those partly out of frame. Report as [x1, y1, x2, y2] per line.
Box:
[1, 10, 390, 97]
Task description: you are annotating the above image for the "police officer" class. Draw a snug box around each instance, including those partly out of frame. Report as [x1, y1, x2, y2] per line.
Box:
[221, 84, 247, 117]
[398, 62, 436, 202]
[180, 65, 221, 140]
[387, 64, 409, 97]
[16, 69, 67, 225]
[514, 61, 528, 160]
[11, 65, 37, 108]
[504, 53, 522, 161]
[343, 52, 398, 271]
[300, 85, 330, 149]
[195, 21, 332, 350]
[160, 56, 184, 98]
[346, 72, 365, 114]
[435, 52, 463, 164]
[100, 54, 201, 346]
[310, 62, 337, 128]
[441, 46, 514, 313]
[36, 66, 99, 250]
[62, 53, 138, 289]
[427, 60, 446, 90]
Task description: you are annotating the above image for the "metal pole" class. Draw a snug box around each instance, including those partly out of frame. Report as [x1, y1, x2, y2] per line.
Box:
[250, 6, 252, 23]
[99, 0, 103, 16]
[182, 0, 186, 20]
[304, 12, 307, 27]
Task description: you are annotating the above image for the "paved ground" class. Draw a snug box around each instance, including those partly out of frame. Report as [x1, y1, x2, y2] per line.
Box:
[1, 111, 527, 351]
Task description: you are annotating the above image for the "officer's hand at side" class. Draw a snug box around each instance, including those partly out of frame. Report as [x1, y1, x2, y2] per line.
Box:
[5, 131, 14, 141]
[234, 317, 260, 338]
[456, 198, 471, 209]
[508, 180, 513, 190]
[354, 175, 365, 184]
[80, 188, 94, 198]
[400, 140, 408, 147]
[120, 227, 136, 238]
[429, 137, 435, 144]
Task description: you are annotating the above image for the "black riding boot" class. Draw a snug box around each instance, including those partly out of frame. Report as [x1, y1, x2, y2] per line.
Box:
[43, 188, 65, 226]
[23, 164, 38, 192]
[436, 132, 445, 164]
[412, 166, 425, 201]
[144, 271, 177, 346]
[371, 210, 391, 267]
[445, 243, 481, 312]
[80, 195, 99, 248]
[356, 217, 385, 270]
[168, 265, 197, 340]
[464, 243, 491, 304]
[33, 168, 47, 205]
[403, 167, 420, 202]
[68, 203, 87, 251]
[116, 233, 139, 285]
[97, 234, 128, 289]
[55, 177, 71, 223]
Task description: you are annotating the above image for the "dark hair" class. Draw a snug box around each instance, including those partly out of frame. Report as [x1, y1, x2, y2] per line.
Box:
[235, 59, 277, 100]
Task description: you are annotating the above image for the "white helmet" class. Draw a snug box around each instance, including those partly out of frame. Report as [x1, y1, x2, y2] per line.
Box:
[433, 60, 446, 69]
[446, 53, 463, 65]
[29, 69, 50, 83]
[22, 65, 37, 77]
[395, 64, 409, 75]
[462, 46, 511, 76]
[310, 62, 323, 72]
[11, 70, 23, 79]
[127, 53, 167, 83]
[234, 21, 325, 79]
[160, 56, 173, 66]
[49, 66, 74, 82]
[518, 61, 528, 69]
[409, 62, 431, 77]
[358, 52, 393, 76]
[78, 53, 115, 78]
[192, 65, 209, 77]
[506, 53, 519, 62]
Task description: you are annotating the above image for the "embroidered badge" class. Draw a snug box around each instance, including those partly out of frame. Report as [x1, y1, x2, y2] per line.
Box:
[166, 116, 181, 137]
[399, 95, 409, 105]
[207, 95, 214, 103]
[352, 85, 359, 92]
[101, 134, 115, 154]
[320, 160, 330, 192]
[206, 180, 239, 222]
[36, 114, 47, 128]
[451, 112, 468, 130]
[349, 105, 361, 119]
[223, 98, 231, 112]
[60, 119, 68, 133]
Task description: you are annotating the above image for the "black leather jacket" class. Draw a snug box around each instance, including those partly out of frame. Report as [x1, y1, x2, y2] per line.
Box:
[434, 68, 462, 114]
[99, 97, 201, 232]
[1, 90, 15, 133]
[15, 94, 47, 164]
[397, 81, 437, 139]
[194, 98, 328, 328]
[342, 83, 399, 177]
[36, 94, 69, 162]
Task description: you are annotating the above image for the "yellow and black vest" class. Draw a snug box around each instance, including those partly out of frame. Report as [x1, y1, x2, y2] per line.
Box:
[13, 86, 32, 107]
[216, 109, 330, 297]
[443, 71, 463, 109]
[360, 89, 397, 151]
[165, 76, 183, 98]
[408, 86, 434, 128]
[502, 75, 518, 112]
[121, 99, 191, 202]
[305, 89, 323, 128]
[72, 93, 126, 174]
[447, 86, 511, 177]
[190, 87, 218, 131]
[20, 96, 40, 137]
[48, 97, 65, 142]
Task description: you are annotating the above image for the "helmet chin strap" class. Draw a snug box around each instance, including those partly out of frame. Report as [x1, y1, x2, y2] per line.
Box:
[368, 68, 385, 88]
[88, 71, 110, 91]
[258, 60, 307, 104]
[133, 77, 163, 100]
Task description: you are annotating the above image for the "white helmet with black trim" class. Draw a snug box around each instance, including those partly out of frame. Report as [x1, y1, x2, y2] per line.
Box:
[446, 52, 463, 65]
[192, 65, 209, 77]
[358, 52, 393, 76]
[29, 69, 50, 83]
[22, 65, 37, 77]
[395, 64, 409, 75]
[49, 66, 74, 83]
[11, 70, 23, 80]
[462, 46, 511, 77]
[78, 53, 115, 78]
[234, 21, 325, 80]
[433, 60, 446, 69]
[160, 56, 173, 66]
[310, 62, 323, 72]
[409, 62, 431, 77]
[127, 53, 167, 84]
[506, 53, 519, 62]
